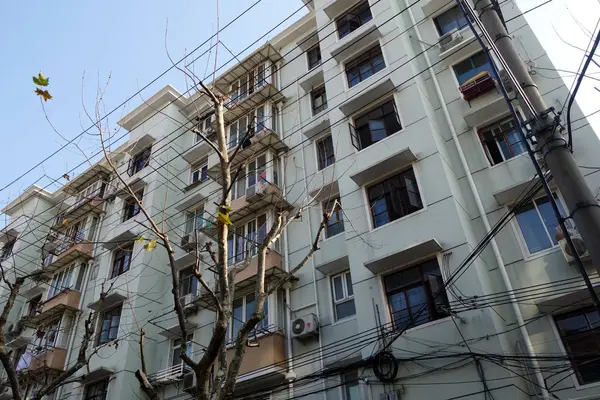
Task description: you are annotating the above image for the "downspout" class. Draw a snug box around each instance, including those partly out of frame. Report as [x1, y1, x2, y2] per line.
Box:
[55, 202, 107, 399]
[294, 83, 327, 400]
[402, 3, 549, 399]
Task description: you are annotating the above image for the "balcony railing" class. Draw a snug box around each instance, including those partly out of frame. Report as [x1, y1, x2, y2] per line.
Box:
[51, 231, 86, 255]
[148, 363, 192, 385]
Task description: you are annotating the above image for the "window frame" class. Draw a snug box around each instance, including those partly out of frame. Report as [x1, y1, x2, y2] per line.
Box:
[84, 378, 109, 400]
[97, 305, 122, 346]
[316, 134, 335, 171]
[341, 370, 361, 399]
[128, 146, 152, 176]
[323, 197, 344, 239]
[178, 266, 199, 298]
[336, 1, 373, 39]
[311, 85, 328, 116]
[47, 265, 76, 300]
[330, 270, 356, 322]
[110, 243, 133, 279]
[190, 161, 209, 185]
[512, 192, 571, 257]
[184, 206, 207, 235]
[228, 62, 270, 103]
[170, 334, 193, 368]
[433, 6, 468, 36]
[351, 98, 402, 150]
[227, 105, 269, 151]
[383, 258, 449, 331]
[366, 166, 424, 229]
[227, 214, 268, 264]
[228, 292, 269, 342]
[230, 152, 269, 200]
[451, 51, 495, 86]
[477, 117, 528, 166]
[307, 44, 322, 70]
[122, 189, 144, 222]
[345, 45, 386, 88]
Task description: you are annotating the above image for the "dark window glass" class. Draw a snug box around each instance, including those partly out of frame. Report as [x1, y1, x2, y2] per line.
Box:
[336, 1, 373, 39]
[111, 243, 133, 279]
[324, 198, 344, 238]
[316, 135, 335, 170]
[345, 45, 385, 88]
[367, 168, 422, 228]
[97, 306, 122, 346]
[85, 379, 109, 400]
[479, 118, 526, 165]
[127, 146, 151, 176]
[433, 6, 468, 36]
[555, 308, 600, 385]
[122, 189, 143, 222]
[384, 259, 448, 330]
[311, 86, 328, 115]
[307, 44, 322, 70]
[453, 52, 494, 85]
[354, 100, 402, 150]
[179, 267, 198, 297]
[515, 193, 568, 254]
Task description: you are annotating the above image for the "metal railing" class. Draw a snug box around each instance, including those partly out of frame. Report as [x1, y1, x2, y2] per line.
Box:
[148, 363, 191, 384]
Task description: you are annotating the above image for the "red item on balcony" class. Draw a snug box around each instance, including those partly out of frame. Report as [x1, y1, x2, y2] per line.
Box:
[459, 71, 496, 101]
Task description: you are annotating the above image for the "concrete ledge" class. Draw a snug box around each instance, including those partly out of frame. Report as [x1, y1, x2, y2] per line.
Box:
[364, 239, 442, 274]
[350, 147, 416, 186]
[339, 77, 394, 116]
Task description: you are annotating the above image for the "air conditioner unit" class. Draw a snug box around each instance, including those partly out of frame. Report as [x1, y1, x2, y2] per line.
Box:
[181, 234, 194, 251]
[182, 371, 196, 393]
[438, 28, 463, 52]
[558, 231, 591, 264]
[246, 182, 267, 202]
[291, 313, 319, 340]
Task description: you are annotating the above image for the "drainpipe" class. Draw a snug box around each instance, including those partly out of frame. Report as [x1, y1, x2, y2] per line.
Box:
[295, 83, 327, 400]
[55, 203, 107, 399]
[401, 3, 549, 398]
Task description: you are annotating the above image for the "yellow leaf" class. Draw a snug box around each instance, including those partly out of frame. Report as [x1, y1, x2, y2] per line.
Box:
[137, 236, 145, 243]
[144, 240, 157, 251]
[61, 219, 69, 226]
[35, 88, 52, 102]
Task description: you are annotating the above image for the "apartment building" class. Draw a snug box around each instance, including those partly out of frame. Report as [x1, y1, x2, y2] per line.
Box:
[2, 0, 600, 399]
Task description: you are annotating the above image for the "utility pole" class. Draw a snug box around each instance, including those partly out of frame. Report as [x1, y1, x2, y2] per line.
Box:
[467, 0, 600, 277]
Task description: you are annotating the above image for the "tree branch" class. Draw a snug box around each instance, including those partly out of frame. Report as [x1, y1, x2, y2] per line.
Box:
[134, 329, 159, 400]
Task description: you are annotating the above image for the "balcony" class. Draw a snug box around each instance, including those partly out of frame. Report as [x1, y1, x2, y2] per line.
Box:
[148, 363, 192, 386]
[18, 347, 67, 373]
[53, 197, 104, 230]
[44, 235, 93, 275]
[206, 128, 289, 180]
[24, 290, 81, 327]
[229, 332, 286, 390]
[182, 131, 215, 164]
[222, 83, 286, 127]
[230, 183, 293, 224]
[197, 250, 286, 309]
[181, 229, 211, 253]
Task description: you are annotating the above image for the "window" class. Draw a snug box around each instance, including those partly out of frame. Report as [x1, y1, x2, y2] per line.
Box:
[353, 99, 402, 150]
[84, 378, 109, 400]
[316, 135, 335, 170]
[190, 161, 208, 185]
[453, 51, 494, 86]
[228, 116, 247, 150]
[342, 370, 360, 399]
[336, 1, 373, 39]
[0, 239, 15, 261]
[229, 292, 269, 341]
[384, 259, 449, 330]
[247, 154, 268, 188]
[97, 305, 122, 345]
[195, 114, 214, 143]
[227, 105, 268, 151]
[74, 180, 105, 206]
[229, 63, 270, 103]
[47, 266, 75, 299]
[368, 168, 422, 228]
[185, 206, 207, 235]
[554, 307, 600, 385]
[479, 117, 527, 166]
[111, 243, 133, 279]
[179, 267, 198, 297]
[171, 335, 193, 368]
[33, 318, 61, 353]
[324, 198, 344, 238]
[307, 44, 322, 70]
[122, 189, 143, 222]
[433, 6, 468, 36]
[227, 214, 267, 264]
[311, 86, 328, 115]
[515, 193, 569, 255]
[26, 295, 42, 317]
[331, 271, 355, 321]
[345, 45, 385, 88]
[127, 146, 152, 176]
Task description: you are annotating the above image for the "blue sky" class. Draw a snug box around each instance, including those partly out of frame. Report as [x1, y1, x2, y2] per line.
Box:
[0, 0, 598, 207]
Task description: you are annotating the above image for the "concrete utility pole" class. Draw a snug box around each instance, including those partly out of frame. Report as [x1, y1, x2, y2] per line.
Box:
[468, 0, 600, 276]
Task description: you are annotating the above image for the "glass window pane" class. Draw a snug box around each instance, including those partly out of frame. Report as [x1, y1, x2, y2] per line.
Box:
[516, 203, 553, 253]
[336, 299, 356, 320]
[556, 314, 589, 336]
[536, 196, 563, 245]
[332, 276, 344, 301]
[232, 298, 243, 340]
[346, 273, 353, 297]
